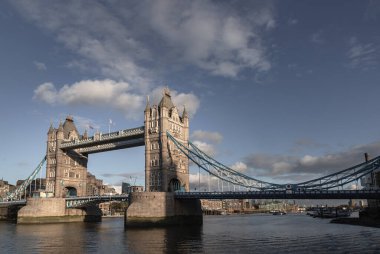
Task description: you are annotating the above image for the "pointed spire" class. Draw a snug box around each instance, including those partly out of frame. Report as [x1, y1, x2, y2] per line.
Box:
[83, 129, 88, 139]
[58, 120, 63, 132]
[145, 95, 150, 112]
[48, 123, 54, 134]
[182, 105, 188, 118]
[159, 87, 174, 109]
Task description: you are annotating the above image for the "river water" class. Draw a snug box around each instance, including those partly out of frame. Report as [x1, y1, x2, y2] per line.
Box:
[1, 214, 379, 253]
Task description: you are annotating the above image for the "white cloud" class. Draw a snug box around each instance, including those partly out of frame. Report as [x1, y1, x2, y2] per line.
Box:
[192, 141, 216, 157]
[188, 171, 249, 191]
[11, 0, 274, 80]
[346, 36, 378, 70]
[189, 172, 208, 185]
[34, 82, 201, 120]
[33, 79, 144, 119]
[190, 130, 223, 158]
[299, 155, 319, 167]
[150, 86, 200, 117]
[11, 1, 152, 90]
[244, 140, 380, 180]
[230, 161, 248, 173]
[191, 130, 223, 144]
[33, 83, 57, 104]
[70, 115, 100, 132]
[33, 61, 47, 71]
[171, 92, 200, 118]
[147, 0, 273, 77]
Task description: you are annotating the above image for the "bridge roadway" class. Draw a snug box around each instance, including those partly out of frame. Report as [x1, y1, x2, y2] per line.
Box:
[65, 194, 129, 208]
[174, 189, 380, 200]
[0, 195, 129, 208]
[59, 126, 145, 154]
[2, 190, 379, 208]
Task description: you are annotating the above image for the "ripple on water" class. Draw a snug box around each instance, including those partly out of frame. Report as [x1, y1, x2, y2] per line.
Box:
[1, 215, 380, 253]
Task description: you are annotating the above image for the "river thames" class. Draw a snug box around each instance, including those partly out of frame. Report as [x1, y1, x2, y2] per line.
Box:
[1, 214, 379, 253]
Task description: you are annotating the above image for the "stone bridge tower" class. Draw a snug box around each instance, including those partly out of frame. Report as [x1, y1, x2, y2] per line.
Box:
[46, 116, 88, 197]
[144, 88, 190, 192]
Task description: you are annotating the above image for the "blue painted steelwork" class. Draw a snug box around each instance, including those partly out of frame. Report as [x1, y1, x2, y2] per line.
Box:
[295, 156, 380, 190]
[65, 194, 129, 208]
[167, 132, 283, 190]
[0, 195, 128, 209]
[175, 189, 380, 200]
[60, 126, 145, 150]
[3, 157, 46, 201]
[167, 132, 380, 191]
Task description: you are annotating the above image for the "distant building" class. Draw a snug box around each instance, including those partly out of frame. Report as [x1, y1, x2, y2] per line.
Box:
[86, 172, 104, 196]
[99, 202, 110, 215]
[15, 178, 46, 198]
[200, 199, 223, 211]
[121, 183, 143, 194]
[0, 180, 15, 200]
[122, 182, 131, 194]
[103, 185, 117, 195]
[129, 186, 144, 193]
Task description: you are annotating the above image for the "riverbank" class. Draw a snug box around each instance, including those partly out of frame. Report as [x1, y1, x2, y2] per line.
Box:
[331, 217, 380, 228]
[102, 215, 123, 218]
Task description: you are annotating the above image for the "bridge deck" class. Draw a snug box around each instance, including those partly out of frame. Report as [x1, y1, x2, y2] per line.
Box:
[175, 189, 380, 200]
[59, 126, 145, 154]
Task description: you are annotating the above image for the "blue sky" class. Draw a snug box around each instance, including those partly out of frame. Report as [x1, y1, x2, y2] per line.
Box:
[1, 0, 380, 191]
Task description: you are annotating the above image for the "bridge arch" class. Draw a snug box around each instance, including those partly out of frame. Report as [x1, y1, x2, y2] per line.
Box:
[64, 186, 77, 197]
[168, 178, 182, 192]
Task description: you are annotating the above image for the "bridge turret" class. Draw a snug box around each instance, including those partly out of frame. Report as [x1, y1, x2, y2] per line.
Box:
[145, 87, 190, 192]
[48, 123, 54, 134]
[182, 106, 189, 141]
[63, 116, 79, 140]
[46, 116, 89, 198]
[46, 122, 59, 195]
[145, 95, 150, 113]
[57, 121, 64, 140]
[83, 129, 88, 139]
[144, 96, 152, 191]
[182, 106, 188, 119]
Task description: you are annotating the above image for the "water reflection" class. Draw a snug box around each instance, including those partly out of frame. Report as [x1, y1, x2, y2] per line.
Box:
[1, 215, 380, 253]
[14, 222, 88, 253]
[126, 225, 203, 254]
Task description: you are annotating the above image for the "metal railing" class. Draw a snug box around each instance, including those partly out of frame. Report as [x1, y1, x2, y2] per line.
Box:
[60, 126, 145, 149]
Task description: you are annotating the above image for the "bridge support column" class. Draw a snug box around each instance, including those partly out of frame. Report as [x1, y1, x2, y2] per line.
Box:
[0, 204, 23, 221]
[125, 192, 202, 227]
[17, 198, 102, 224]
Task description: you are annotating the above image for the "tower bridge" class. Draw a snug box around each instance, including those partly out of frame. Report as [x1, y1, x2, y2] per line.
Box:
[42, 88, 189, 198]
[2, 88, 380, 225]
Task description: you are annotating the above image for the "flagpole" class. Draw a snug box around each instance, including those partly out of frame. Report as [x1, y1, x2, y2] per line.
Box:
[108, 119, 113, 135]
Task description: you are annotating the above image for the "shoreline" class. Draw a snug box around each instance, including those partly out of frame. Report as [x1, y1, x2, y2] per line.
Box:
[330, 217, 380, 228]
[102, 215, 123, 218]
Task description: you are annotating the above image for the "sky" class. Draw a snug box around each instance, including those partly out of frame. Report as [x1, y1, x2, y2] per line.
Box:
[1, 0, 380, 192]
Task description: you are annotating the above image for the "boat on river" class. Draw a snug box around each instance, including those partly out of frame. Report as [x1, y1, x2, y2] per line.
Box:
[312, 207, 351, 218]
[272, 210, 287, 215]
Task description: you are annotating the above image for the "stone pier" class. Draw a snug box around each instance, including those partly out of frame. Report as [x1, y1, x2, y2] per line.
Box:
[0, 204, 23, 221]
[125, 192, 202, 227]
[17, 198, 102, 224]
